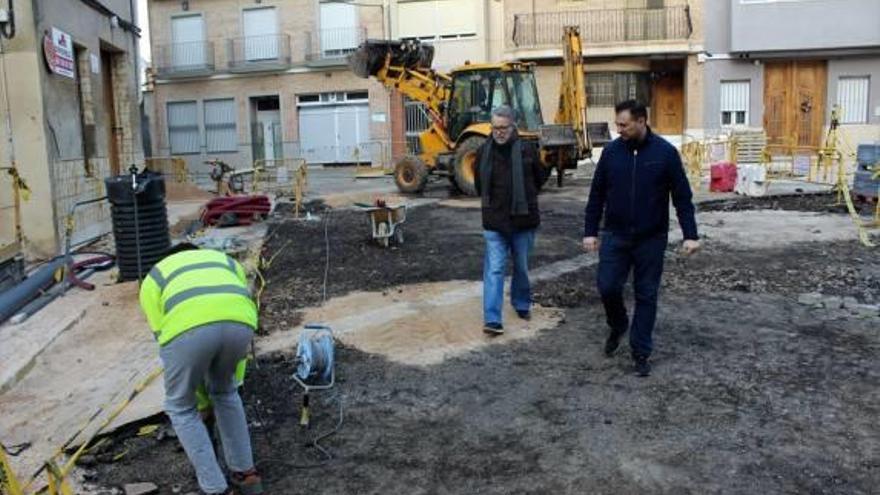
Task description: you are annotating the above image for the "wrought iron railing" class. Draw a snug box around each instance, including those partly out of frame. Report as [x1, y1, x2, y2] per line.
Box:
[509, 6, 692, 49]
[155, 41, 215, 76]
[304, 27, 366, 62]
[228, 34, 292, 69]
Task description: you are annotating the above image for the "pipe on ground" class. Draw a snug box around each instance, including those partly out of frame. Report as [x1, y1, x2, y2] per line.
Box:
[0, 258, 66, 324]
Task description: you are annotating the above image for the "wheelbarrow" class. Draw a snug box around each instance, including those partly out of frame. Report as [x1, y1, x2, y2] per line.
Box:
[356, 202, 407, 247]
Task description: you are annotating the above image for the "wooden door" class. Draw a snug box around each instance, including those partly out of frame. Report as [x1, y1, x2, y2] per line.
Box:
[652, 72, 684, 134]
[101, 50, 120, 175]
[763, 60, 827, 150]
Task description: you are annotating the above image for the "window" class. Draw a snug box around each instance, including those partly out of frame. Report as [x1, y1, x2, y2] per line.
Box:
[171, 14, 206, 68]
[298, 92, 369, 106]
[167, 101, 199, 154]
[398, 0, 478, 41]
[720, 80, 749, 127]
[586, 73, 616, 107]
[204, 99, 237, 153]
[837, 76, 869, 124]
[404, 96, 429, 153]
[586, 72, 651, 107]
[243, 7, 279, 61]
[320, 2, 359, 57]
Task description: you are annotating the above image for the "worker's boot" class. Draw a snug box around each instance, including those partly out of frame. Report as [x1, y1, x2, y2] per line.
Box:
[230, 469, 264, 495]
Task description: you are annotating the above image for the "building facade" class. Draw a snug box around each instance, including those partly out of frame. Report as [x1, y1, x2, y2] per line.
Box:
[0, 0, 143, 260]
[145, 0, 880, 180]
[702, 0, 880, 149]
[146, 0, 394, 178]
[497, 0, 705, 139]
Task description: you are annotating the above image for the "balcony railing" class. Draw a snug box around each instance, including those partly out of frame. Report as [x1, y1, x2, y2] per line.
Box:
[227, 34, 292, 71]
[509, 6, 692, 49]
[155, 41, 215, 77]
[304, 27, 366, 64]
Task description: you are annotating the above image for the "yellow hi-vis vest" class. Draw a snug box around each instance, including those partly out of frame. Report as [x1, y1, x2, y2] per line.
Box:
[138, 249, 258, 346]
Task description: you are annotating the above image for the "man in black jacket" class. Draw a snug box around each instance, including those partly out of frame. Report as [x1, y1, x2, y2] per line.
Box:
[583, 100, 699, 376]
[474, 105, 544, 335]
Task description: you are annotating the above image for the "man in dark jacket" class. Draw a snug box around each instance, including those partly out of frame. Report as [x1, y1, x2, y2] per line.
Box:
[583, 99, 699, 376]
[474, 105, 544, 335]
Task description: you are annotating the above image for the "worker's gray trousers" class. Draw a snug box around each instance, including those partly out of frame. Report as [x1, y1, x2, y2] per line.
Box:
[159, 321, 255, 494]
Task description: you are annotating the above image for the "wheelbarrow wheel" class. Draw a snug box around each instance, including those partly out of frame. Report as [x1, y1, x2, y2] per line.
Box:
[395, 227, 404, 245]
[394, 155, 429, 193]
[377, 221, 390, 248]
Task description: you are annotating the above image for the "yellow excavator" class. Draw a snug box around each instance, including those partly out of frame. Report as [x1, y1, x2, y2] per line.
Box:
[348, 26, 590, 195]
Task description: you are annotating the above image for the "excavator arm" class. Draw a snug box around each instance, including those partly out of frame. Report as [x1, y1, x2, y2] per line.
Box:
[349, 40, 454, 151]
[554, 26, 591, 160]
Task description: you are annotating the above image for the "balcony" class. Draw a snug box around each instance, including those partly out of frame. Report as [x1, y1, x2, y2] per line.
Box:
[227, 34, 292, 72]
[304, 27, 366, 67]
[508, 6, 692, 51]
[154, 41, 215, 78]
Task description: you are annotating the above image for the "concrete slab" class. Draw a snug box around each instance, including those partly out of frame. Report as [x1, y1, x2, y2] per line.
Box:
[0, 277, 159, 479]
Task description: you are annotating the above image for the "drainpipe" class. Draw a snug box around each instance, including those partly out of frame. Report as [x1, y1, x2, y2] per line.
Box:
[483, 0, 491, 60]
[130, 0, 140, 165]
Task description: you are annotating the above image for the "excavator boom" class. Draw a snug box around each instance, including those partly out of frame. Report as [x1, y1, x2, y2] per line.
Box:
[555, 26, 591, 160]
[349, 39, 451, 148]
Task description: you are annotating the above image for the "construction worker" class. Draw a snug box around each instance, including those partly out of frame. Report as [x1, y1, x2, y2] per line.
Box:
[138, 243, 263, 495]
[583, 99, 699, 377]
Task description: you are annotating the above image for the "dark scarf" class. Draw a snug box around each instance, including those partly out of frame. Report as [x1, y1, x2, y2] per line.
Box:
[479, 134, 529, 216]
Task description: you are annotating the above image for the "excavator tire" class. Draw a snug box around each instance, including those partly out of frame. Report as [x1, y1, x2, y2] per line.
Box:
[453, 136, 486, 196]
[394, 155, 429, 193]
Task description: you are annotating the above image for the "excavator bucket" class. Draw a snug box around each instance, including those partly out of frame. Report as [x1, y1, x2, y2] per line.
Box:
[348, 39, 435, 78]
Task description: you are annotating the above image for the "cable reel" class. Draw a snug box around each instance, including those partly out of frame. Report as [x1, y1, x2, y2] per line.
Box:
[293, 325, 336, 428]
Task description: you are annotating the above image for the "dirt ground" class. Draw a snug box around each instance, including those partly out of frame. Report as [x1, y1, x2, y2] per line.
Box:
[90, 183, 880, 494]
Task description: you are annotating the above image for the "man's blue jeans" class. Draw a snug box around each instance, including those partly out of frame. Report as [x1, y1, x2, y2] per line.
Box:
[483, 229, 536, 325]
[596, 232, 667, 358]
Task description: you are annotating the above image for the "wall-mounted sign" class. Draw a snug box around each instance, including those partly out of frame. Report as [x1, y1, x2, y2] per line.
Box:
[90, 53, 100, 74]
[42, 27, 75, 79]
[371, 112, 387, 123]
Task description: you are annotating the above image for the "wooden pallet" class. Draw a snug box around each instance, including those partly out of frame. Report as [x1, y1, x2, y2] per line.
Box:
[732, 130, 767, 164]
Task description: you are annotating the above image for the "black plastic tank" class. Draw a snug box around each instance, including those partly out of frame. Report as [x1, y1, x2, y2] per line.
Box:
[105, 173, 170, 281]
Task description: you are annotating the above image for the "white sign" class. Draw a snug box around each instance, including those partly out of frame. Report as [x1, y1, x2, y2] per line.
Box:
[44, 27, 75, 78]
[371, 112, 387, 123]
[90, 53, 100, 74]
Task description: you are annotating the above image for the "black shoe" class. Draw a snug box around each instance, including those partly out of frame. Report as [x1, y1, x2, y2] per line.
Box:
[483, 322, 504, 335]
[516, 310, 531, 320]
[634, 355, 651, 377]
[604, 329, 625, 357]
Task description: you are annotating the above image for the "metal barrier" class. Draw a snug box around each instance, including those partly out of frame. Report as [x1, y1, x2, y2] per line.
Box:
[51, 158, 112, 248]
[253, 158, 309, 217]
[0, 167, 27, 260]
[353, 140, 392, 178]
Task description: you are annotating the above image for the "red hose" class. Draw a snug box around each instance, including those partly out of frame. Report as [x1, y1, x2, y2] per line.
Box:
[67, 255, 115, 291]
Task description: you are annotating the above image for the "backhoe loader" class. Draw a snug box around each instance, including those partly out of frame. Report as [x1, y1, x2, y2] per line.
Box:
[348, 26, 591, 195]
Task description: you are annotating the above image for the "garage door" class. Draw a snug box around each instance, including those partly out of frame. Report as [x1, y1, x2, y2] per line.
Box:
[298, 94, 371, 164]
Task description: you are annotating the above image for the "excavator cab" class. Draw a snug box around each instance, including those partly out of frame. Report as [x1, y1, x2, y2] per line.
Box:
[446, 67, 544, 139]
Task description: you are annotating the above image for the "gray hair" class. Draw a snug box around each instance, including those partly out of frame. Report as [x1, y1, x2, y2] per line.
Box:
[491, 105, 517, 125]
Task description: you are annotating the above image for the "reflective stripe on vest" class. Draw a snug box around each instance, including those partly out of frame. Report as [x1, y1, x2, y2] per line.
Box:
[163, 284, 252, 314]
[149, 257, 237, 291]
